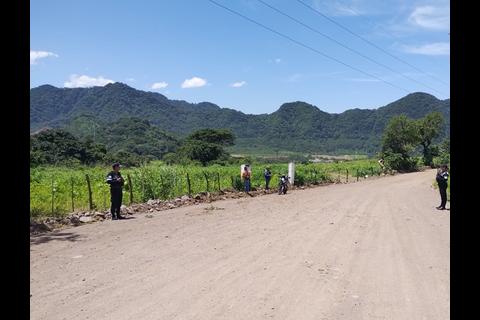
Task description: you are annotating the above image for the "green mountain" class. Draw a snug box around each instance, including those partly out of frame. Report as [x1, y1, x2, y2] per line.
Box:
[30, 83, 450, 155]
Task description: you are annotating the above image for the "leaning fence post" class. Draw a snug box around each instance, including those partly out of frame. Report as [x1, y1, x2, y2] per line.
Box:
[127, 174, 133, 205]
[85, 174, 93, 210]
[186, 173, 192, 197]
[71, 177, 75, 212]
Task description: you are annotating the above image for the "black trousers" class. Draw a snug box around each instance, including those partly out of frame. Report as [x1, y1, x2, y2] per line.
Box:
[439, 186, 447, 208]
[110, 188, 123, 217]
[265, 177, 271, 190]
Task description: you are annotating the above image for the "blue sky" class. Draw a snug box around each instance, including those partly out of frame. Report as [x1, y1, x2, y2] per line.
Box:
[30, 0, 450, 114]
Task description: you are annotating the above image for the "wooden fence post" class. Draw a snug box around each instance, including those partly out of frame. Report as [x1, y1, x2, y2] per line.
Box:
[346, 169, 349, 183]
[356, 169, 359, 182]
[51, 177, 55, 215]
[217, 172, 221, 191]
[203, 172, 210, 192]
[127, 174, 133, 205]
[71, 177, 74, 212]
[85, 174, 93, 210]
[186, 173, 192, 197]
[231, 176, 235, 189]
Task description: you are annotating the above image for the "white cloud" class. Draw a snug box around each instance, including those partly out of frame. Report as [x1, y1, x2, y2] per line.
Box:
[181, 77, 207, 88]
[408, 5, 450, 30]
[64, 74, 115, 88]
[30, 50, 58, 65]
[151, 81, 168, 89]
[125, 78, 136, 82]
[402, 42, 450, 55]
[268, 58, 282, 64]
[312, 0, 384, 17]
[230, 81, 247, 88]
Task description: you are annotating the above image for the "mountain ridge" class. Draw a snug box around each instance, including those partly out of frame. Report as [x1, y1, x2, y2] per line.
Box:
[30, 83, 450, 155]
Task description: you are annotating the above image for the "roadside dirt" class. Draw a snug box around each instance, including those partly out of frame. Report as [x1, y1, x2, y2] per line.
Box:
[30, 169, 449, 320]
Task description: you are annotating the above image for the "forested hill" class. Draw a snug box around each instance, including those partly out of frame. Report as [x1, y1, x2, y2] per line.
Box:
[30, 83, 450, 154]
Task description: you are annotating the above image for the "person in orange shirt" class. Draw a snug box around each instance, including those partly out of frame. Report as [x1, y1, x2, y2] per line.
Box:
[242, 166, 251, 192]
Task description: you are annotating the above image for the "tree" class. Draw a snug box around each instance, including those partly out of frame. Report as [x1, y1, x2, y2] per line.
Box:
[380, 115, 419, 171]
[30, 129, 85, 165]
[177, 129, 236, 166]
[186, 128, 235, 146]
[415, 112, 444, 167]
[30, 129, 109, 166]
[433, 138, 450, 167]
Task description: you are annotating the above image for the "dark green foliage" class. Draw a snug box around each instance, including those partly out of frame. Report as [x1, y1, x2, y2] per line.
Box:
[30, 129, 106, 166]
[30, 84, 450, 155]
[30, 117, 180, 167]
[65, 116, 180, 159]
[381, 112, 446, 172]
[415, 112, 444, 167]
[433, 139, 450, 167]
[231, 176, 244, 191]
[177, 141, 224, 166]
[381, 115, 420, 172]
[294, 174, 305, 186]
[175, 129, 236, 166]
[187, 128, 235, 146]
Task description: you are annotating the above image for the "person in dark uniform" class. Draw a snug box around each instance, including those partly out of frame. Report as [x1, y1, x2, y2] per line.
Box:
[436, 164, 449, 210]
[106, 163, 125, 220]
[264, 167, 272, 190]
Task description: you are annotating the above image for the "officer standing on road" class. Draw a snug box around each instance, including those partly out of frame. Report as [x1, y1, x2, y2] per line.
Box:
[106, 162, 125, 220]
[435, 164, 449, 210]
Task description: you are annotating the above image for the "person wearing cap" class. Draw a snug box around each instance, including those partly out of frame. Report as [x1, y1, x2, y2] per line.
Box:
[106, 163, 125, 220]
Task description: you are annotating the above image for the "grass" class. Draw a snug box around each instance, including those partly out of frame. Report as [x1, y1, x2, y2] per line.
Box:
[30, 159, 383, 217]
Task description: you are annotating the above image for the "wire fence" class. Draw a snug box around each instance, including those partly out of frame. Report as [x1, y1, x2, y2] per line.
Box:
[30, 160, 384, 216]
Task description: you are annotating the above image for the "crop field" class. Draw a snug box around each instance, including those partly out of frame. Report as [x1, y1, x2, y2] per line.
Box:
[30, 159, 383, 217]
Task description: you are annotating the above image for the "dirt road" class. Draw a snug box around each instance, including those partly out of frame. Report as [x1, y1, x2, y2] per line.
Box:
[30, 169, 449, 320]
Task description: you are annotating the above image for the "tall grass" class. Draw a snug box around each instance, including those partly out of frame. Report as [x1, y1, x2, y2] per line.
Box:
[30, 159, 382, 217]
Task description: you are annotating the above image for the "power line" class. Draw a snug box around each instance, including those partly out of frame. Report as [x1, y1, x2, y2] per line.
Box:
[349, 7, 450, 77]
[206, 0, 410, 94]
[295, 0, 449, 88]
[255, 0, 444, 96]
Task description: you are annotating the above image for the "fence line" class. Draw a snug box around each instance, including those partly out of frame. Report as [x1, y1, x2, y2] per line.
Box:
[30, 162, 382, 215]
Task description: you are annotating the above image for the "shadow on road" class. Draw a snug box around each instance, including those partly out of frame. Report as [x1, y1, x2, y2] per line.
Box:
[30, 232, 83, 245]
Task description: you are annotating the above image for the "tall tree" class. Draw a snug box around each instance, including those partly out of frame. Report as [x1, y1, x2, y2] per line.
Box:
[381, 115, 419, 171]
[178, 129, 236, 166]
[415, 112, 444, 167]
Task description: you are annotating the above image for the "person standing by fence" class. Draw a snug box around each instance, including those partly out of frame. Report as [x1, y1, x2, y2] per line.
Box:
[106, 163, 125, 220]
[242, 165, 251, 192]
[264, 167, 272, 190]
[435, 164, 449, 210]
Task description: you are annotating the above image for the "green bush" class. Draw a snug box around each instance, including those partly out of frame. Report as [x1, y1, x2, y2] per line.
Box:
[231, 176, 244, 191]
